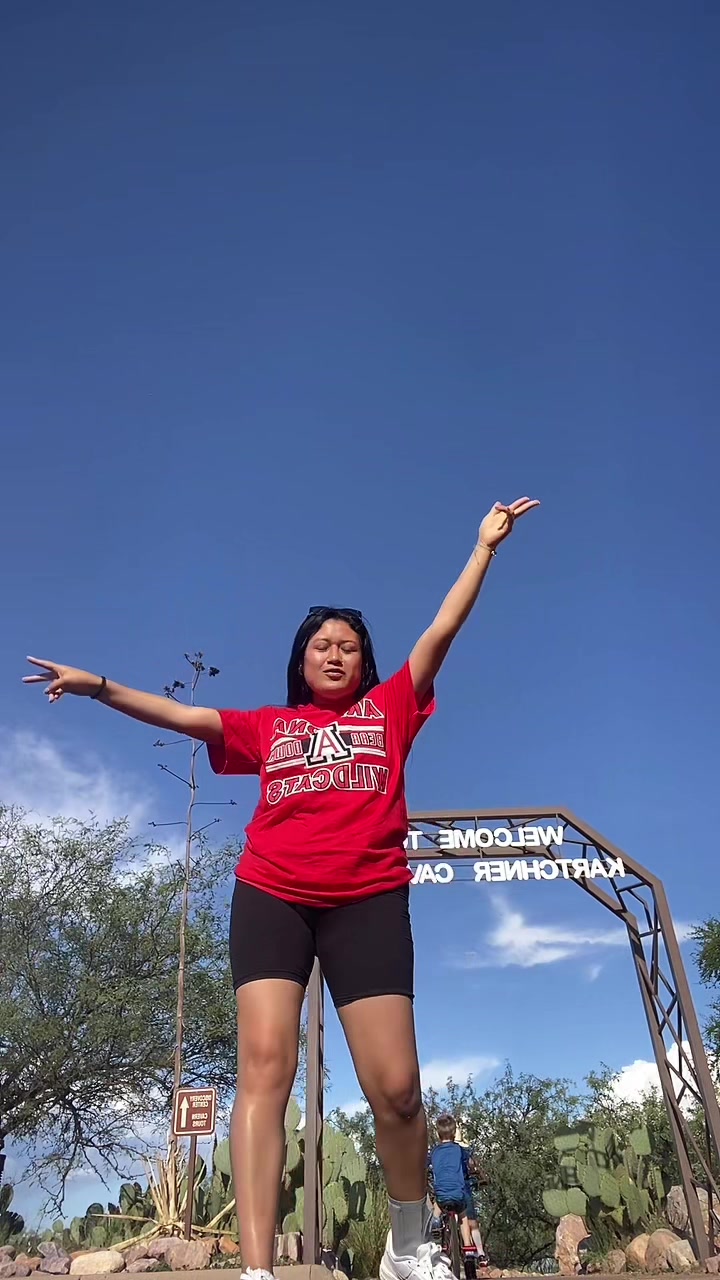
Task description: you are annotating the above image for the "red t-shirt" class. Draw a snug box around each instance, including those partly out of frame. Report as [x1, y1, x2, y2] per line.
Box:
[207, 661, 434, 907]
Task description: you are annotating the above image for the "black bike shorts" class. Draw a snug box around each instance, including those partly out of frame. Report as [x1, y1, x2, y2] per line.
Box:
[438, 1191, 476, 1218]
[229, 879, 414, 1009]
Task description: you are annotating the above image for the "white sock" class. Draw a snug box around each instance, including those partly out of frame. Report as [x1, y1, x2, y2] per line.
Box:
[471, 1228, 484, 1254]
[388, 1197, 431, 1257]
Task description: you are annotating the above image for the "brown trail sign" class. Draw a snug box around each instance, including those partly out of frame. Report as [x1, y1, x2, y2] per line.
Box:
[302, 808, 720, 1267]
[173, 1086, 217, 1241]
[173, 1086, 217, 1137]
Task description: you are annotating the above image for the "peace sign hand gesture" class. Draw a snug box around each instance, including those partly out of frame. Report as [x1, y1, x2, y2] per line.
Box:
[23, 657, 103, 703]
[479, 496, 540, 551]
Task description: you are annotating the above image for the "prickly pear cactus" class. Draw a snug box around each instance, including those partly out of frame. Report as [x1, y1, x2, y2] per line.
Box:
[543, 1122, 665, 1238]
[276, 1102, 367, 1251]
[0, 1184, 25, 1245]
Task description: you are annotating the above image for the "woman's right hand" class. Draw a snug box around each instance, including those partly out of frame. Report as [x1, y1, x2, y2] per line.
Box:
[23, 657, 104, 703]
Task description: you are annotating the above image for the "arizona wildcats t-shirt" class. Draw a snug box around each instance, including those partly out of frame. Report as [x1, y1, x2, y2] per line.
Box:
[207, 662, 434, 907]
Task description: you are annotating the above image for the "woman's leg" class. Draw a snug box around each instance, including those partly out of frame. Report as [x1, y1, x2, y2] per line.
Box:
[340, 994, 435, 1267]
[228, 882, 315, 1274]
[231, 979, 305, 1271]
[317, 887, 441, 1273]
[339, 994, 427, 1203]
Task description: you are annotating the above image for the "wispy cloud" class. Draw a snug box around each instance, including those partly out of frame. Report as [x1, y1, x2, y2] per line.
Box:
[586, 963, 603, 982]
[452, 900, 626, 969]
[0, 729, 152, 828]
[420, 1056, 500, 1091]
[450, 900, 694, 971]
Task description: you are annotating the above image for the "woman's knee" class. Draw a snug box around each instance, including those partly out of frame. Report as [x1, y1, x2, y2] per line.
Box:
[238, 1032, 298, 1096]
[367, 1071, 423, 1123]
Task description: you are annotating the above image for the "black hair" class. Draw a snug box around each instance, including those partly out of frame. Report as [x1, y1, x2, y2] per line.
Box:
[286, 607, 380, 707]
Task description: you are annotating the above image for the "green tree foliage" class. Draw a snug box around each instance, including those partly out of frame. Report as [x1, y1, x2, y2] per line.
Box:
[333, 1062, 688, 1273]
[428, 1067, 583, 1270]
[693, 918, 720, 1069]
[334, 1067, 583, 1269]
[0, 806, 239, 1204]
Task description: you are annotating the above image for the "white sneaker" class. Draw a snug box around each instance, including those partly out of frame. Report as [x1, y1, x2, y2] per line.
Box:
[241, 1270, 275, 1280]
[380, 1233, 456, 1280]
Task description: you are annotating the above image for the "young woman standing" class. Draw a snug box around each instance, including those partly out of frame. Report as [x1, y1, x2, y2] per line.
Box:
[24, 497, 539, 1280]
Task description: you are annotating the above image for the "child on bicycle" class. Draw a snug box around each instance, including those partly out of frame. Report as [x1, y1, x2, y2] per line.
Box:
[428, 1114, 488, 1267]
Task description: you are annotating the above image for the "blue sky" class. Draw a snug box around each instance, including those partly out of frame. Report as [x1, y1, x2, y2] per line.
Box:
[2, 0, 719, 1224]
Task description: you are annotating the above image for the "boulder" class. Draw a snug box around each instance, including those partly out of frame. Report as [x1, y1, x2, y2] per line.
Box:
[668, 1241, 697, 1273]
[143, 1240, 178, 1262]
[124, 1263, 160, 1275]
[666, 1183, 714, 1241]
[555, 1215, 590, 1276]
[0, 1263, 18, 1279]
[37, 1245, 71, 1277]
[0, 1250, 17, 1262]
[164, 1240, 214, 1272]
[646, 1229, 683, 1273]
[667, 1186, 691, 1233]
[606, 1250, 627, 1274]
[626, 1235, 651, 1271]
[14, 1259, 40, 1274]
[69, 1251, 124, 1275]
[15, 1269, 33, 1279]
[218, 1237, 240, 1258]
[119, 1249, 148, 1268]
[704, 1260, 720, 1275]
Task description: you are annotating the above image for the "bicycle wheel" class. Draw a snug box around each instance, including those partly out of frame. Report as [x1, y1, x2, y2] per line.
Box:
[446, 1214, 462, 1279]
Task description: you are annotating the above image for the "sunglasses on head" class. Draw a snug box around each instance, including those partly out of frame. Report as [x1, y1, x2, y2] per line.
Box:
[307, 605, 364, 623]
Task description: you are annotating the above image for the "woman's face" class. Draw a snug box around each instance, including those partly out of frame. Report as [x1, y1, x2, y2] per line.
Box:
[303, 618, 363, 704]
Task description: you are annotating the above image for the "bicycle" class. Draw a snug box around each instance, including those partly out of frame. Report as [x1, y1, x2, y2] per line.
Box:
[433, 1200, 487, 1280]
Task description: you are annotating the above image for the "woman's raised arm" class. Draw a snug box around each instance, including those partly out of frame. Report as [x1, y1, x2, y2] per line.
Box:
[23, 657, 223, 745]
[408, 496, 540, 700]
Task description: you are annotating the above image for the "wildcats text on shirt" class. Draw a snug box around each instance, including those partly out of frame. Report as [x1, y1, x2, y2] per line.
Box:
[266, 762, 389, 805]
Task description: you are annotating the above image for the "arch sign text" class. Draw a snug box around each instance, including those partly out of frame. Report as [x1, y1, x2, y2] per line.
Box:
[405, 823, 627, 884]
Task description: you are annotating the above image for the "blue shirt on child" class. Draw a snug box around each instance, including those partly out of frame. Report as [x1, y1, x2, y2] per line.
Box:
[429, 1141, 471, 1203]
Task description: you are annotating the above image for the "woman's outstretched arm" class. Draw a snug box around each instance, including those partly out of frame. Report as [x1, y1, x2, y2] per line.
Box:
[23, 658, 223, 744]
[408, 496, 540, 701]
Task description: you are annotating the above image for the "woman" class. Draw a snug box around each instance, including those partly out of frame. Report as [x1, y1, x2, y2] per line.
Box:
[24, 497, 539, 1280]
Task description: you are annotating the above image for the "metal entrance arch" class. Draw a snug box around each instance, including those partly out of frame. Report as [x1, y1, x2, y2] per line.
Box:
[302, 808, 720, 1264]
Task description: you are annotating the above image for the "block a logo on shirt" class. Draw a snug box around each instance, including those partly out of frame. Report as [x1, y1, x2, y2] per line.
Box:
[263, 699, 391, 804]
[305, 724, 354, 766]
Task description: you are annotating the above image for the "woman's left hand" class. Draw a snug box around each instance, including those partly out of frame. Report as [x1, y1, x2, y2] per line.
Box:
[479, 496, 540, 550]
